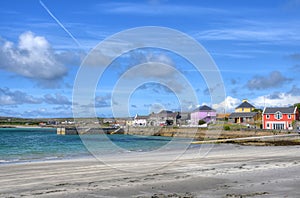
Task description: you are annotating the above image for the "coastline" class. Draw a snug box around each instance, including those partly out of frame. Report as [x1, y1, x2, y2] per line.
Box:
[0, 154, 95, 166]
[0, 125, 52, 129]
[1, 144, 299, 197]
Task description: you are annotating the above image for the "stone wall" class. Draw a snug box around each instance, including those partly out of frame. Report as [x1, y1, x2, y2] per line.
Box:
[125, 126, 207, 139]
[125, 126, 295, 140]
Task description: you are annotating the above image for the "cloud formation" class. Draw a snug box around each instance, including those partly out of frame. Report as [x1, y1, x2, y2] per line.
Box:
[139, 83, 173, 94]
[288, 53, 300, 61]
[0, 87, 72, 106]
[120, 51, 177, 78]
[212, 96, 240, 113]
[253, 93, 300, 108]
[0, 31, 68, 85]
[43, 93, 72, 105]
[287, 85, 300, 96]
[290, 64, 300, 72]
[0, 87, 41, 105]
[95, 94, 111, 108]
[113, 51, 188, 94]
[246, 71, 291, 90]
[266, 92, 282, 100]
[213, 92, 300, 113]
[22, 107, 72, 118]
[96, 2, 225, 16]
[55, 50, 85, 66]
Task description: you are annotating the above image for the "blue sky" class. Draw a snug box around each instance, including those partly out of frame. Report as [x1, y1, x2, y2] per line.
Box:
[0, 0, 300, 118]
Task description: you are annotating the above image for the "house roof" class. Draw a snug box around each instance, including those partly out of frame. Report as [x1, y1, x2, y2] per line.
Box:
[263, 107, 296, 114]
[202, 115, 216, 120]
[236, 101, 255, 109]
[193, 105, 216, 112]
[149, 110, 177, 118]
[229, 112, 258, 118]
[216, 113, 230, 119]
[134, 115, 149, 120]
[158, 110, 174, 114]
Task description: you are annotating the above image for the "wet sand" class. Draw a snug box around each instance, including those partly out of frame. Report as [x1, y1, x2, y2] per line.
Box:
[1, 144, 300, 197]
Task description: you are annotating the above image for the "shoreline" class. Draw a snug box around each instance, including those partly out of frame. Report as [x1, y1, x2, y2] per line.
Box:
[0, 125, 53, 129]
[0, 154, 96, 166]
[0, 144, 299, 197]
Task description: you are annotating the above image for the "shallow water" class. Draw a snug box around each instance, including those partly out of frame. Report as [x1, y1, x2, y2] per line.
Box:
[0, 128, 185, 164]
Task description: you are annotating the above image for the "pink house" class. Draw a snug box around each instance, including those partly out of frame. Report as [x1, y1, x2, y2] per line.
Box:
[191, 105, 217, 125]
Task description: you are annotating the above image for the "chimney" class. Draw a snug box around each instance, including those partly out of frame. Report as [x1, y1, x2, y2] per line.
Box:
[242, 99, 248, 103]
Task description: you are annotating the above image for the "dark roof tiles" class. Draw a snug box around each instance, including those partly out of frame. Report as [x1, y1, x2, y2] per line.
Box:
[263, 107, 296, 114]
[158, 110, 174, 114]
[236, 101, 255, 109]
[193, 105, 216, 112]
[135, 115, 149, 119]
[229, 112, 258, 118]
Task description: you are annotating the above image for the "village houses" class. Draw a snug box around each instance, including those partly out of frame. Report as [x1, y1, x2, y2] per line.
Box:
[129, 99, 299, 131]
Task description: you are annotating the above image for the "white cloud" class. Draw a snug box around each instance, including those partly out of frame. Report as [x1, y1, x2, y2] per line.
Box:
[0, 87, 41, 105]
[96, 2, 226, 16]
[22, 108, 72, 118]
[213, 91, 300, 113]
[253, 93, 300, 108]
[195, 24, 300, 43]
[120, 52, 177, 78]
[197, 29, 285, 41]
[43, 93, 72, 105]
[0, 87, 72, 106]
[134, 63, 177, 78]
[83, 49, 113, 67]
[194, 17, 300, 44]
[246, 71, 291, 90]
[0, 31, 67, 82]
[212, 96, 241, 113]
[117, 52, 188, 93]
[55, 50, 85, 66]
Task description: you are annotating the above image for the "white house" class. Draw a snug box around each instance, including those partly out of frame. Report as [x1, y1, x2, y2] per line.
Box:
[133, 114, 148, 126]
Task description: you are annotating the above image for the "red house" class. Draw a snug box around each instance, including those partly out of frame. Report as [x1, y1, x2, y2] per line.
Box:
[262, 107, 298, 130]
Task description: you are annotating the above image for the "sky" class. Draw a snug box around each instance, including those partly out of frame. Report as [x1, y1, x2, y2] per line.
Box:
[0, 0, 300, 118]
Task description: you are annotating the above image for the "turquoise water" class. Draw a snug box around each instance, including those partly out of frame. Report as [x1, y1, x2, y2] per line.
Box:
[0, 128, 177, 164]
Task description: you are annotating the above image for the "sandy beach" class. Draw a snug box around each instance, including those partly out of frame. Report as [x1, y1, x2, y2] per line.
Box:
[1, 144, 300, 198]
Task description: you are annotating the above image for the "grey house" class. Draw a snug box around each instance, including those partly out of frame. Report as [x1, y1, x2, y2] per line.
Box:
[148, 110, 177, 126]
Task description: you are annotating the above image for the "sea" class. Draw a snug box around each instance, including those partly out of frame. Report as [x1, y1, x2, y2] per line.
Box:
[0, 128, 191, 164]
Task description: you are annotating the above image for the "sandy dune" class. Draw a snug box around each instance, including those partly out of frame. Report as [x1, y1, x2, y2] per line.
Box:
[1, 144, 300, 197]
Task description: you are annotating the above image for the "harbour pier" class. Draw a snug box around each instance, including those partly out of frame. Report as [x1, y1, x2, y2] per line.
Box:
[56, 127, 124, 135]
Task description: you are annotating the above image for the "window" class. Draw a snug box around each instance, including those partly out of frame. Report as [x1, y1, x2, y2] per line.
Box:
[288, 114, 291, 119]
[273, 123, 284, 130]
[275, 111, 283, 120]
[267, 123, 269, 127]
[266, 114, 270, 119]
[242, 108, 244, 112]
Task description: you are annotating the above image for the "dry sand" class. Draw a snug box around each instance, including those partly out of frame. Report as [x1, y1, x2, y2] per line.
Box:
[1, 144, 300, 197]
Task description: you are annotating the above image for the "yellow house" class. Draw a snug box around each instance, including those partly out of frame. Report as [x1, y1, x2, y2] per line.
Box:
[235, 99, 255, 112]
[229, 99, 259, 124]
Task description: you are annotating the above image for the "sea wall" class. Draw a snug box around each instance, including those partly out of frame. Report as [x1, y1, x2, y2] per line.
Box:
[57, 127, 77, 135]
[124, 126, 162, 136]
[57, 126, 295, 139]
[125, 127, 207, 138]
[125, 126, 294, 139]
[57, 127, 124, 135]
